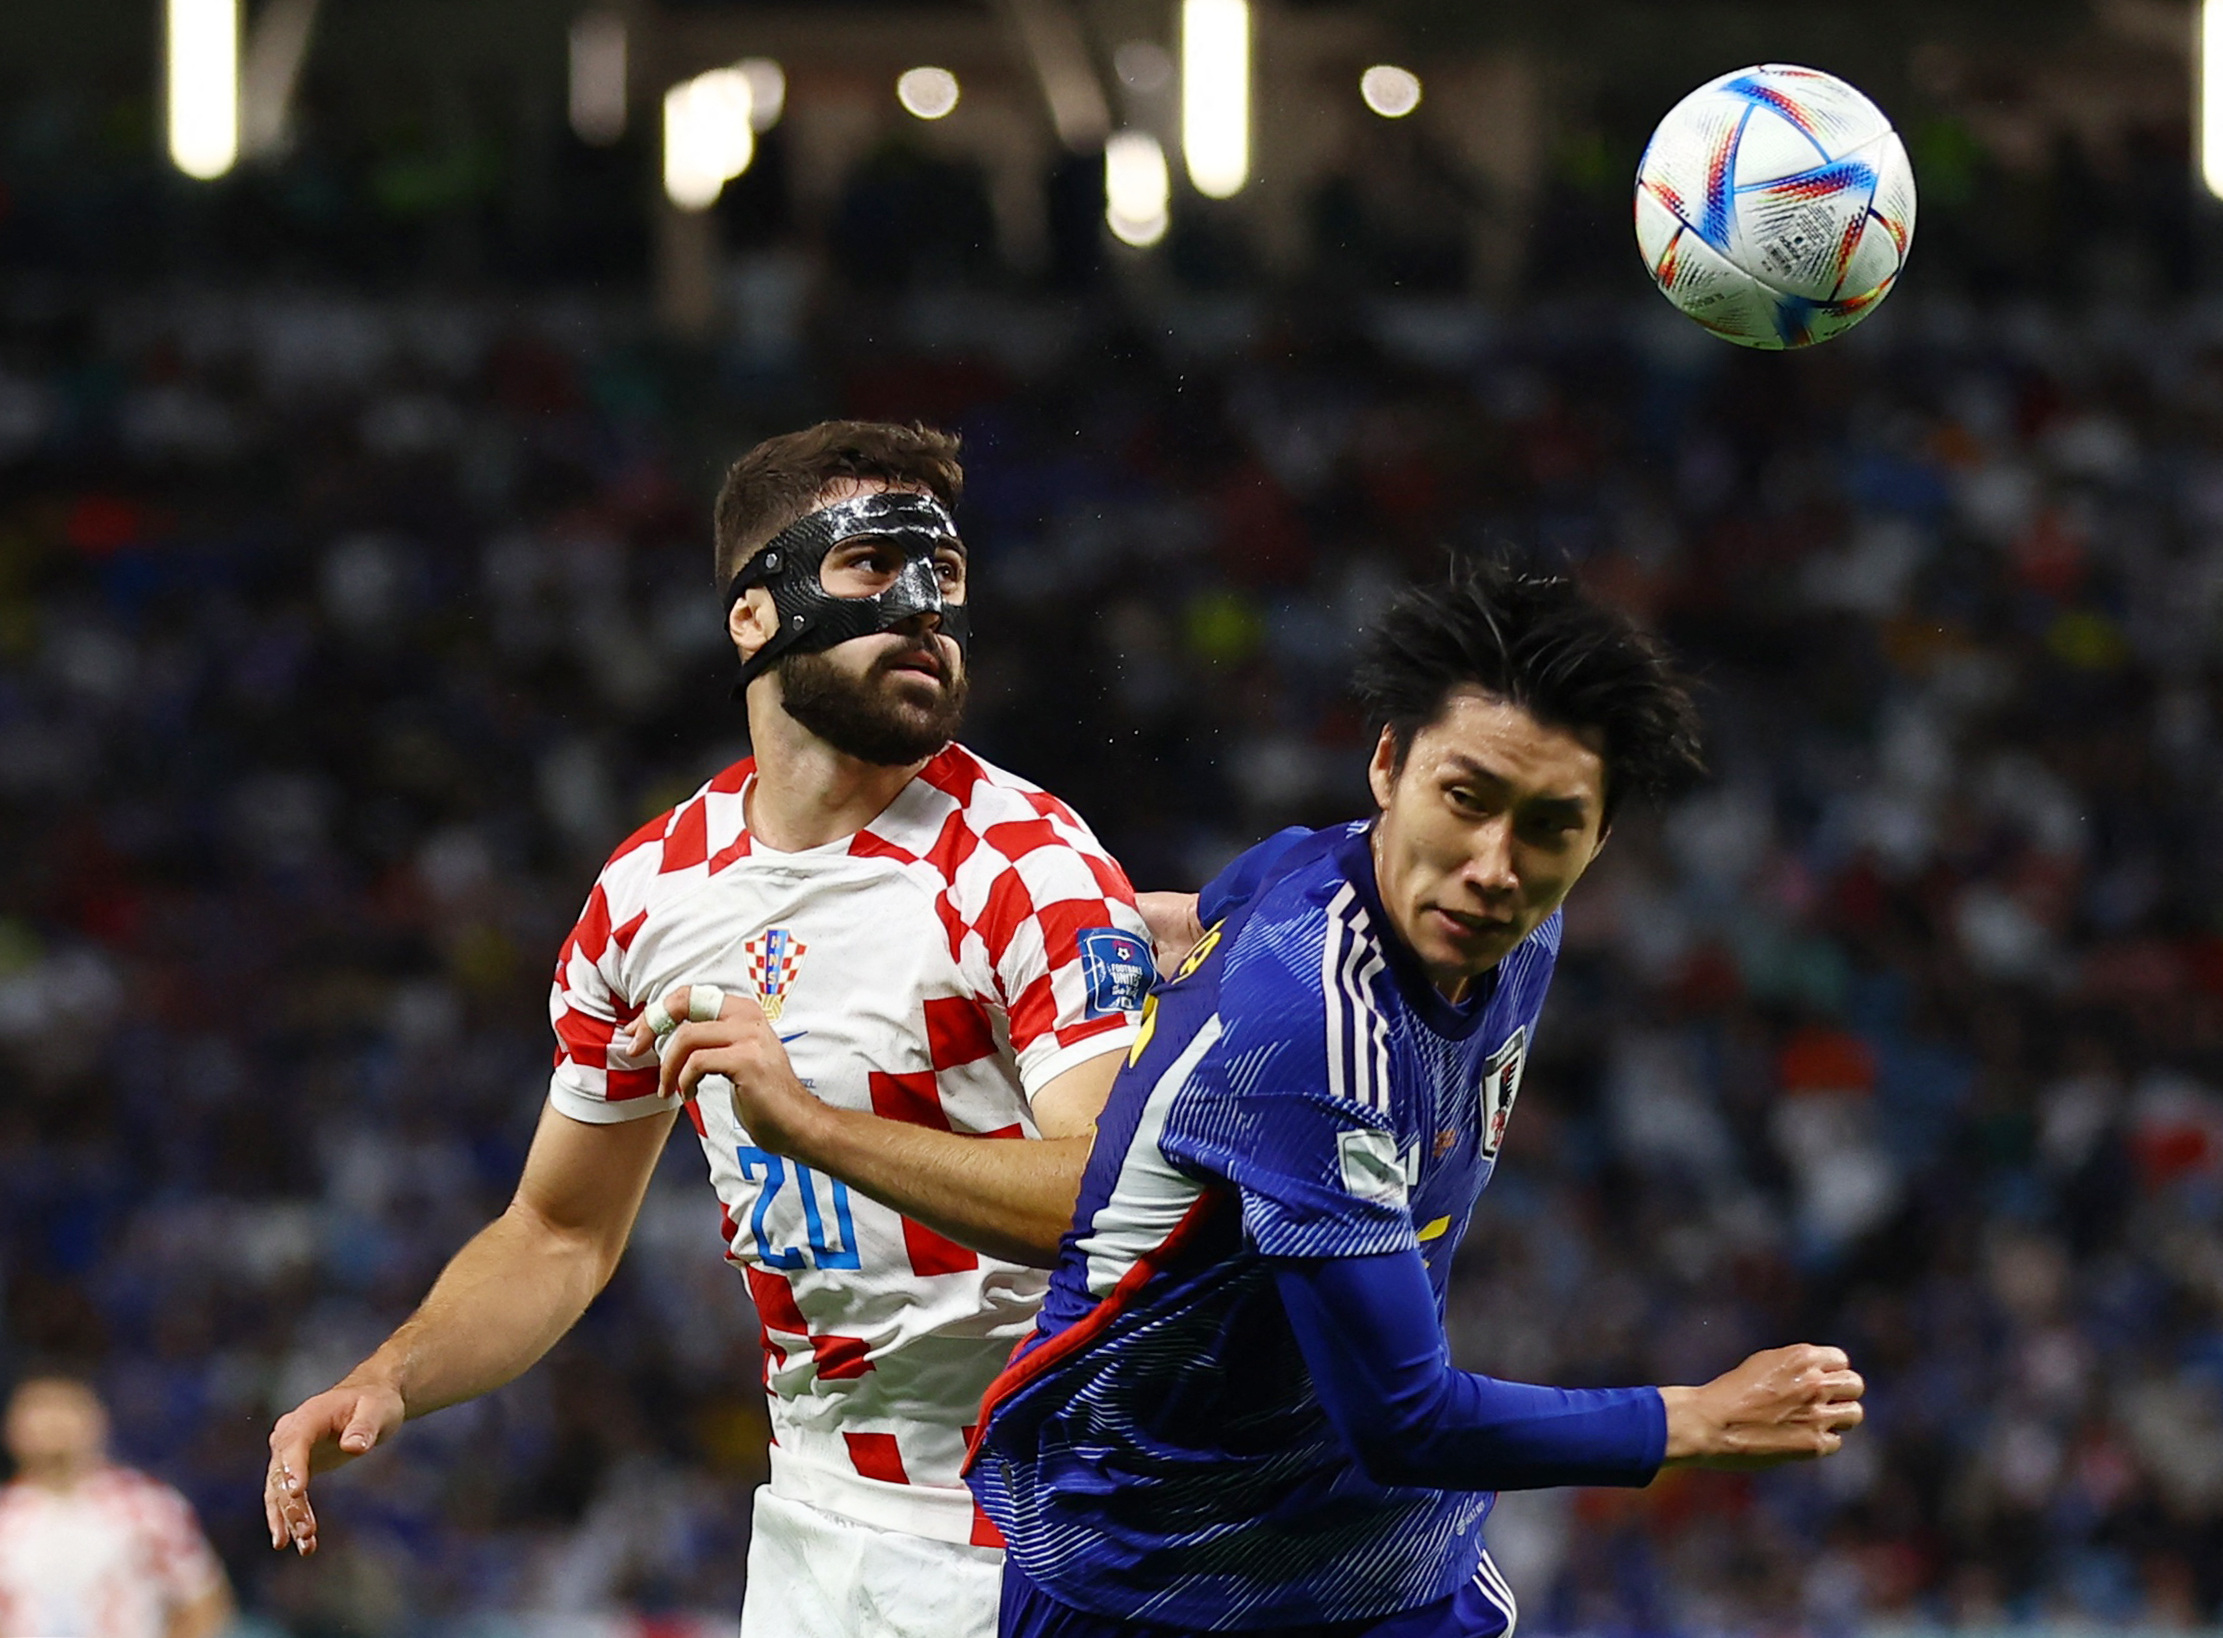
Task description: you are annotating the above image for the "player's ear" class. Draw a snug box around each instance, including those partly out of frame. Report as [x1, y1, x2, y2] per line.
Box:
[729, 586, 778, 662]
[1367, 727, 1399, 812]
[1588, 821, 1611, 862]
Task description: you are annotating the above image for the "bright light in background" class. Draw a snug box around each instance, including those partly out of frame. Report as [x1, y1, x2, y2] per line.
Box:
[1360, 64, 1422, 119]
[568, 12, 627, 146]
[663, 68, 754, 211]
[2204, 0, 2223, 198]
[738, 59, 786, 132]
[1105, 131, 1170, 247]
[167, 0, 239, 179]
[897, 67, 961, 120]
[1181, 0, 1249, 198]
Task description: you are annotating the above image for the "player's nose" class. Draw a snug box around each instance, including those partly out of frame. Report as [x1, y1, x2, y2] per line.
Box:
[1463, 819, 1518, 899]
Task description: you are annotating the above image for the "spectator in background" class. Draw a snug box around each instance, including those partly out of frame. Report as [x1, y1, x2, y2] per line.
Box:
[0, 1376, 233, 1638]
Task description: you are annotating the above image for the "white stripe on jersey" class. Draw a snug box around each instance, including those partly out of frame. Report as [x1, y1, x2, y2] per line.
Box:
[1323, 884, 1390, 1113]
[1358, 943, 1390, 1111]
[1076, 1013, 1225, 1298]
[1322, 884, 1355, 1107]
[1473, 1549, 1519, 1637]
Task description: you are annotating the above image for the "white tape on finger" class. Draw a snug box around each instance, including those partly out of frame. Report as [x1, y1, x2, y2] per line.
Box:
[646, 996, 677, 1039]
[688, 984, 726, 1023]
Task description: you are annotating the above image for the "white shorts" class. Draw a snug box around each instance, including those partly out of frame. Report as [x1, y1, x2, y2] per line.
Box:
[738, 1486, 1003, 1638]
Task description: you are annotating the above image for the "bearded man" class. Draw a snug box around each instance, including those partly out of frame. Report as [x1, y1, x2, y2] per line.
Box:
[260, 422, 1160, 1638]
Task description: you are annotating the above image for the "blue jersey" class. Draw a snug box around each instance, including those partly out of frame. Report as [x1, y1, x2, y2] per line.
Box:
[967, 822, 1560, 1629]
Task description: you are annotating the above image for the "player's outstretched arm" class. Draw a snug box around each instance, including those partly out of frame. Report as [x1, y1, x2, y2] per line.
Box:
[1275, 1250, 1863, 1492]
[633, 987, 1113, 1267]
[265, 1101, 675, 1556]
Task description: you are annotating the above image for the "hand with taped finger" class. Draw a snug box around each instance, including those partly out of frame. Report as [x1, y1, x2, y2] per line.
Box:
[625, 983, 826, 1155]
[262, 1379, 406, 1556]
[1660, 1343, 1867, 1470]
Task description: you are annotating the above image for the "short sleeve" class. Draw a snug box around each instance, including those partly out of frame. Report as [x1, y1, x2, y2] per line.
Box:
[974, 816, 1153, 1098]
[1157, 937, 1417, 1261]
[548, 871, 670, 1126]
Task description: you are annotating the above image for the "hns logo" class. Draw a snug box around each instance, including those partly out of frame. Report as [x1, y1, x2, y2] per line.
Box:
[743, 927, 808, 1024]
[1077, 927, 1151, 1018]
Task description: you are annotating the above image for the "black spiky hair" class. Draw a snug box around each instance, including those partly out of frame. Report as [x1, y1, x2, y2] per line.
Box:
[1350, 559, 1706, 824]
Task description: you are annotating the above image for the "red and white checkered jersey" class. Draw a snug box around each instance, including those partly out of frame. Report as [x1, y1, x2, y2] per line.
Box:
[0, 1468, 226, 1638]
[548, 744, 1152, 1545]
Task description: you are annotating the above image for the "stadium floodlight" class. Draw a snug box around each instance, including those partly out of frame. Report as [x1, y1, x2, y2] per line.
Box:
[1181, 0, 1249, 198]
[739, 59, 786, 132]
[569, 12, 628, 146]
[167, 0, 239, 180]
[663, 68, 754, 212]
[2205, 0, 2223, 198]
[1360, 65, 1422, 119]
[897, 67, 961, 120]
[1105, 131, 1170, 247]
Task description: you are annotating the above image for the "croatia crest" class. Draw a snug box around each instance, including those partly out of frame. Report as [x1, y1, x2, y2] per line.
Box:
[743, 927, 808, 1024]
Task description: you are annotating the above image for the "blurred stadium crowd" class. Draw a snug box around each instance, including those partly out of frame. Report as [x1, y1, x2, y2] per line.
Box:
[4, 243, 2223, 1634]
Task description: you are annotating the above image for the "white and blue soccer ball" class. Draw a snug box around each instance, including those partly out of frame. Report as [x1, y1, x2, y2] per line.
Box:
[1635, 64, 1915, 350]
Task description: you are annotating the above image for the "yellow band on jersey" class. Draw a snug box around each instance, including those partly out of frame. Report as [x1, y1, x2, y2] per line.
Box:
[1173, 920, 1226, 983]
[1128, 994, 1160, 1066]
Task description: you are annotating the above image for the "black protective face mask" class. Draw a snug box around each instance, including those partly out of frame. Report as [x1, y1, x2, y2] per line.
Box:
[725, 491, 971, 696]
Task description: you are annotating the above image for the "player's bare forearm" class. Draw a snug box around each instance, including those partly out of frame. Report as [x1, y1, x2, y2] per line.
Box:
[268, 1105, 671, 1557]
[784, 1100, 1089, 1266]
[264, 1206, 605, 1558]
[340, 1200, 615, 1414]
[644, 986, 1124, 1266]
[327, 1103, 670, 1417]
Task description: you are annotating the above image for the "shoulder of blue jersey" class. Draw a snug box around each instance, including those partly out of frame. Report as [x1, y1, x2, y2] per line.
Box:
[1205, 845, 1397, 1113]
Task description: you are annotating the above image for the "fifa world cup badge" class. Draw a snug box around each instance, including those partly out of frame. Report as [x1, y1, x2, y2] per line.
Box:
[744, 927, 808, 1024]
[1078, 927, 1152, 1017]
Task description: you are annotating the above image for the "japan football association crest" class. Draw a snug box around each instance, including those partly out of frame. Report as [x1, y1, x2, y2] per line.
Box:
[1479, 1027, 1527, 1160]
[743, 927, 808, 1024]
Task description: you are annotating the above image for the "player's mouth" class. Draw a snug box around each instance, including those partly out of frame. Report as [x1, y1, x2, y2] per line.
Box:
[881, 646, 945, 682]
[1428, 906, 1517, 943]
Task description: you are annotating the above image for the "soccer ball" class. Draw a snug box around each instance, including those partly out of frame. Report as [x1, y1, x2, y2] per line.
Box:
[1634, 64, 1915, 350]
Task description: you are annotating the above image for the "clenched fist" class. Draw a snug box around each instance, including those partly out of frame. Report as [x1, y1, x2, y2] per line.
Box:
[1660, 1343, 1865, 1469]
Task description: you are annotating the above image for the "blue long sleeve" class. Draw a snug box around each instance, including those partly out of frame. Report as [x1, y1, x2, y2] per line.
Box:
[1273, 1249, 1667, 1492]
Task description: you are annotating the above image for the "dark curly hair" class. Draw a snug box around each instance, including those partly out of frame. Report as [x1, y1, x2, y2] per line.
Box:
[1351, 559, 1706, 825]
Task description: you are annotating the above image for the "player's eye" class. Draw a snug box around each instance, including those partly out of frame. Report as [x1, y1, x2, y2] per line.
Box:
[1519, 813, 1583, 846]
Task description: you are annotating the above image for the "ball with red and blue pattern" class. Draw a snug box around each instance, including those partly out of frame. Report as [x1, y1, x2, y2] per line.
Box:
[1635, 63, 1916, 350]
